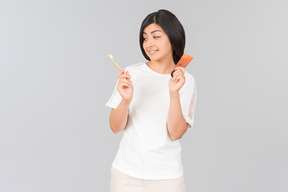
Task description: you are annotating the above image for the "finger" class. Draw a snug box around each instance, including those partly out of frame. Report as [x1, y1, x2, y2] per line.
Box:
[172, 71, 182, 80]
[173, 70, 182, 75]
[174, 67, 185, 74]
[120, 79, 132, 85]
[119, 74, 131, 80]
[175, 67, 185, 73]
[174, 74, 182, 81]
[176, 75, 183, 81]
[173, 73, 185, 83]
[119, 79, 132, 85]
[119, 72, 131, 78]
[174, 68, 185, 75]
[118, 69, 126, 77]
[118, 82, 132, 89]
[173, 70, 184, 78]
[117, 70, 131, 78]
[126, 71, 132, 79]
[119, 71, 131, 79]
[174, 68, 184, 76]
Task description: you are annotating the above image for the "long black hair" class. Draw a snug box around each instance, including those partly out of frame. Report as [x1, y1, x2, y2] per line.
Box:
[139, 9, 186, 64]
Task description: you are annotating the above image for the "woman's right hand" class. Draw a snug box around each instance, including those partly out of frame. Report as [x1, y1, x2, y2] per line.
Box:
[117, 69, 133, 103]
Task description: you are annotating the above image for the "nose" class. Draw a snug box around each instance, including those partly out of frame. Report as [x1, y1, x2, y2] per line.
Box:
[144, 38, 154, 48]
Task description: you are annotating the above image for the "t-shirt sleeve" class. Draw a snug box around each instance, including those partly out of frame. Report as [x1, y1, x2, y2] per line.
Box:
[105, 79, 122, 109]
[180, 75, 197, 128]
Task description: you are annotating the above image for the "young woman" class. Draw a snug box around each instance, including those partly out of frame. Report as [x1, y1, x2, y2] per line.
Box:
[106, 9, 197, 192]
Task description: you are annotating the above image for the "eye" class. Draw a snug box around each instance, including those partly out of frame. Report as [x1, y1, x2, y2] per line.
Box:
[143, 37, 147, 41]
[154, 36, 161, 39]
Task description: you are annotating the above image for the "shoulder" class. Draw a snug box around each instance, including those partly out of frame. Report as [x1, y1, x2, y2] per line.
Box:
[124, 62, 145, 70]
[184, 71, 196, 85]
[124, 62, 146, 75]
[179, 70, 196, 95]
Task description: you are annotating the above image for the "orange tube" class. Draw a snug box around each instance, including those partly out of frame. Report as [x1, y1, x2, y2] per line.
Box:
[171, 54, 194, 77]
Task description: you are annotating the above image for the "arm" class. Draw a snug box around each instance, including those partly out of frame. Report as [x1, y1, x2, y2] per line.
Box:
[109, 69, 133, 134]
[167, 91, 188, 140]
[167, 67, 188, 140]
[109, 99, 131, 134]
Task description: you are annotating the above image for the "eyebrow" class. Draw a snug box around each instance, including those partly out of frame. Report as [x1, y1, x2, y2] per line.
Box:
[143, 30, 163, 35]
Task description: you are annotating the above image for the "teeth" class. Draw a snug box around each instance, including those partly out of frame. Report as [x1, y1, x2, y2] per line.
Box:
[149, 50, 157, 54]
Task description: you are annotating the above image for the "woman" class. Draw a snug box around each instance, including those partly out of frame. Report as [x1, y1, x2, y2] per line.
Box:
[106, 9, 197, 192]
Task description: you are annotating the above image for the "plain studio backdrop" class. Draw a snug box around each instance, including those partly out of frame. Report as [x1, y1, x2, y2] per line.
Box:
[0, 0, 287, 191]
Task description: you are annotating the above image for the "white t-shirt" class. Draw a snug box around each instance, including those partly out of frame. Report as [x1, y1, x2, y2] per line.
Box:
[106, 62, 197, 180]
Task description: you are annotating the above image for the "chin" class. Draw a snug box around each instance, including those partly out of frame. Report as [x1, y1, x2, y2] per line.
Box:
[149, 55, 162, 62]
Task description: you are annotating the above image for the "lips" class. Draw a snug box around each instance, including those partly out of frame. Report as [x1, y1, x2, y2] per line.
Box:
[148, 50, 158, 55]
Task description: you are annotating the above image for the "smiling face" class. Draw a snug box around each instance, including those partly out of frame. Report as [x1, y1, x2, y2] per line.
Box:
[142, 23, 173, 63]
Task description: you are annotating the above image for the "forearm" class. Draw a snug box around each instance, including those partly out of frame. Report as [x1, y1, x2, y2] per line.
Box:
[167, 91, 188, 140]
[109, 99, 131, 134]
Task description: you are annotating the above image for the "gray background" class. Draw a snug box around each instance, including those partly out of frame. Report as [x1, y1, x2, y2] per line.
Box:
[0, 0, 287, 191]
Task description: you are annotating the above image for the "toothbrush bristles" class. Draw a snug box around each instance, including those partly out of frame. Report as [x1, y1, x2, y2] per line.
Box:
[108, 54, 113, 59]
[107, 54, 122, 71]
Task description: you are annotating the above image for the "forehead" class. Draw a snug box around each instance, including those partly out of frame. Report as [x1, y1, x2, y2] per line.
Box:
[143, 23, 164, 34]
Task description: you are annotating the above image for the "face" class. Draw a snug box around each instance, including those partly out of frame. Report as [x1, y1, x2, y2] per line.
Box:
[142, 23, 173, 63]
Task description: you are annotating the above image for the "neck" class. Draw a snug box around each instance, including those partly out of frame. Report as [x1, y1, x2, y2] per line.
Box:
[147, 58, 175, 74]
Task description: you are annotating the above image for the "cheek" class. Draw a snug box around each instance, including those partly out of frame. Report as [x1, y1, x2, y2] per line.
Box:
[161, 37, 172, 50]
[163, 41, 172, 52]
[142, 42, 150, 55]
[142, 41, 147, 50]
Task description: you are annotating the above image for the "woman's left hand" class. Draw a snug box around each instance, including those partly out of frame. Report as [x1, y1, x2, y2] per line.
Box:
[169, 67, 185, 93]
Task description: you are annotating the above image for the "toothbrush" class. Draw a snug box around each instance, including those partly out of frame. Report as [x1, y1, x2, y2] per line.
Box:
[107, 54, 122, 71]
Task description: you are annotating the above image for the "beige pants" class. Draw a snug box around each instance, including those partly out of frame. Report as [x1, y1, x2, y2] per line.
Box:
[110, 167, 186, 192]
